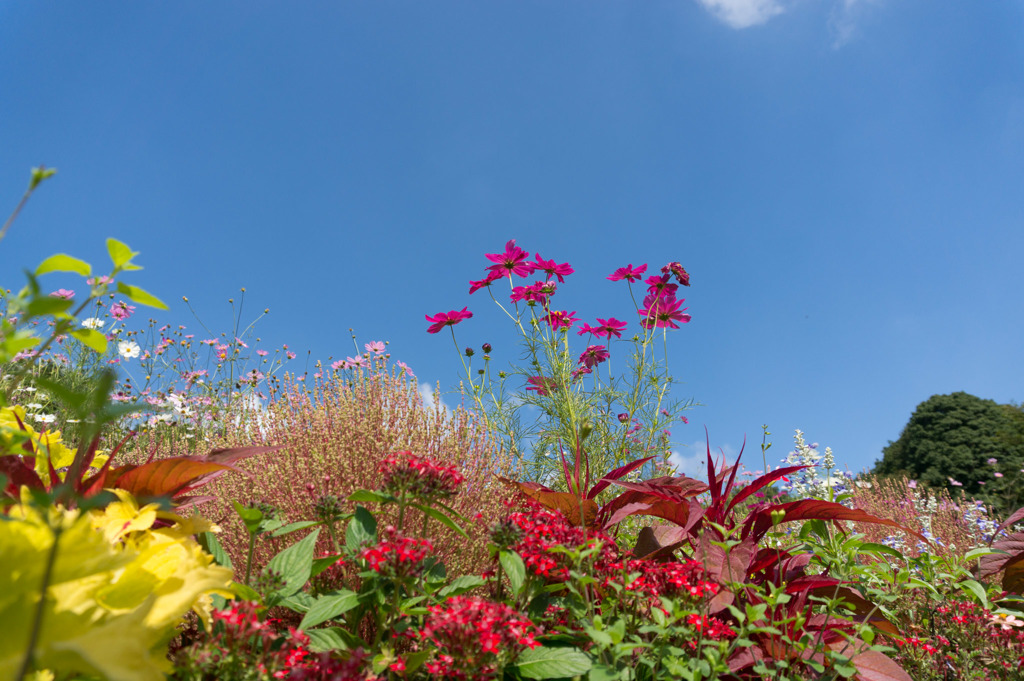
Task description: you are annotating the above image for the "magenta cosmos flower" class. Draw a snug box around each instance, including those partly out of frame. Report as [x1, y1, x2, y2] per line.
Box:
[530, 254, 574, 283]
[526, 375, 557, 396]
[638, 293, 691, 330]
[662, 262, 690, 287]
[595, 317, 627, 339]
[578, 345, 609, 369]
[426, 307, 473, 334]
[485, 240, 533, 279]
[607, 263, 648, 282]
[469, 270, 502, 294]
[542, 309, 578, 331]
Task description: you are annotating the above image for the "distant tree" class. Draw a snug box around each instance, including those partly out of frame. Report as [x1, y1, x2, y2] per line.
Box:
[874, 392, 1024, 516]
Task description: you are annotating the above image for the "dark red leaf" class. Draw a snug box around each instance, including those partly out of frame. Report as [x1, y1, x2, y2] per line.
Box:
[993, 507, 1024, 546]
[497, 477, 598, 527]
[978, 532, 1024, 579]
[588, 456, 655, 499]
[725, 465, 808, 517]
[744, 500, 930, 545]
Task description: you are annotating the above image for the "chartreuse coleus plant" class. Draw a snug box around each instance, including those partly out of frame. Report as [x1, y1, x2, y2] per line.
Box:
[429, 240, 696, 486]
[0, 486, 235, 681]
[0, 168, 275, 681]
[205, 451, 593, 681]
[499, 429, 928, 680]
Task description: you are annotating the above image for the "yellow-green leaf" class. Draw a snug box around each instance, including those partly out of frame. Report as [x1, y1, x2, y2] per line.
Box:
[106, 238, 141, 270]
[116, 283, 168, 310]
[70, 328, 108, 353]
[36, 254, 91, 277]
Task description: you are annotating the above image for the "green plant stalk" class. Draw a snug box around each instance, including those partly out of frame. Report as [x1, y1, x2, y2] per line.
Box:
[15, 521, 63, 681]
[244, 532, 257, 586]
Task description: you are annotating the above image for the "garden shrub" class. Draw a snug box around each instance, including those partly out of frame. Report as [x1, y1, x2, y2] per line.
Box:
[204, 356, 520, 581]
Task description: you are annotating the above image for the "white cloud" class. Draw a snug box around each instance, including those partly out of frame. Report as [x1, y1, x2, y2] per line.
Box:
[829, 0, 885, 46]
[669, 440, 741, 479]
[694, 0, 786, 29]
[418, 382, 452, 415]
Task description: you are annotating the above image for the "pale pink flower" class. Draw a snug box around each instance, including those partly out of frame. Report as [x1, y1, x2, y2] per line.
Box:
[365, 341, 386, 355]
[257, 349, 268, 357]
[50, 288, 75, 299]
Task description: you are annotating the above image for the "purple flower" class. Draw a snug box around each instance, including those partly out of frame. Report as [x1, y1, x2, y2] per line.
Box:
[661, 262, 690, 287]
[578, 345, 609, 369]
[485, 240, 532, 279]
[530, 254, 574, 283]
[988, 458, 998, 465]
[426, 307, 473, 334]
[638, 292, 691, 330]
[607, 264, 648, 283]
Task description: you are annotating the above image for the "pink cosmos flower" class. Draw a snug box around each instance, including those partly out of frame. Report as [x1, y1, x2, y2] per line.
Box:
[110, 301, 136, 320]
[526, 375, 557, 396]
[607, 263, 648, 282]
[469, 270, 502, 294]
[235, 337, 249, 348]
[595, 317, 627, 339]
[576, 322, 599, 336]
[50, 289, 75, 299]
[286, 351, 296, 360]
[948, 477, 963, 487]
[257, 349, 268, 357]
[578, 345, 609, 369]
[365, 341, 386, 355]
[510, 281, 551, 305]
[331, 359, 346, 371]
[396, 361, 415, 377]
[530, 254, 574, 283]
[645, 274, 678, 298]
[346, 355, 365, 368]
[680, 416, 689, 424]
[542, 309, 578, 331]
[661, 262, 691, 287]
[86, 276, 114, 286]
[638, 293, 691, 329]
[485, 240, 532, 279]
[426, 307, 473, 334]
[995, 472, 1004, 478]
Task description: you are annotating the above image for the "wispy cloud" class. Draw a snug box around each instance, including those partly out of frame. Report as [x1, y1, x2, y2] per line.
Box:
[694, 0, 786, 29]
[418, 382, 452, 415]
[669, 440, 739, 479]
[829, 0, 884, 47]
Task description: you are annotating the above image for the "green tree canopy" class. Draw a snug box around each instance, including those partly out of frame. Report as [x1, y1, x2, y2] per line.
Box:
[874, 392, 1024, 510]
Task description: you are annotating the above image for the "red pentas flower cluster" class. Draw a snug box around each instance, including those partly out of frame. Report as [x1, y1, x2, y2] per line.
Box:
[416, 596, 541, 680]
[506, 505, 619, 582]
[361, 525, 435, 577]
[380, 450, 465, 501]
[608, 558, 720, 602]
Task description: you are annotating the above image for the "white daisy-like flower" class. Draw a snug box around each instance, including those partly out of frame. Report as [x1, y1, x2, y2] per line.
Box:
[118, 340, 141, 360]
[33, 413, 56, 424]
[81, 317, 105, 329]
[25, 402, 44, 410]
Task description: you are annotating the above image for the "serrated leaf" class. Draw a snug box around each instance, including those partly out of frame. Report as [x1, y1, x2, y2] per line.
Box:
[116, 282, 168, 310]
[306, 628, 349, 653]
[69, 327, 107, 353]
[299, 590, 360, 630]
[198, 531, 233, 569]
[513, 646, 592, 680]
[106, 238, 140, 268]
[500, 550, 526, 597]
[35, 253, 91, 276]
[266, 529, 320, 599]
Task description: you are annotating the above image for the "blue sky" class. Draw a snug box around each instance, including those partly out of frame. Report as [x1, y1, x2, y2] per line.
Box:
[2, 1, 1023, 478]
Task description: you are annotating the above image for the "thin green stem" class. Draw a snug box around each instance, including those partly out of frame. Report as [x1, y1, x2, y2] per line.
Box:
[16, 522, 62, 681]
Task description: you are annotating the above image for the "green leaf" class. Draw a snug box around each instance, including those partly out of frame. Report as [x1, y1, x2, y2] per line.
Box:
[69, 327, 108, 353]
[106, 238, 140, 269]
[30, 166, 57, 190]
[410, 502, 468, 537]
[299, 590, 360, 630]
[265, 528, 321, 599]
[232, 501, 265, 535]
[438, 575, 487, 598]
[230, 581, 262, 603]
[512, 646, 592, 680]
[856, 542, 904, 560]
[270, 520, 321, 537]
[965, 547, 999, 562]
[1, 332, 41, 356]
[116, 282, 168, 310]
[198, 531, 233, 569]
[958, 579, 991, 609]
[500, 550, 526, 597]
[347, 489, 395, 504]
[24, 296, 74, 317]
[306, 628, 350, 653]
[311, 554, 345, 579]
[589, 663, 624, 681]
[281, 591, 315, 614]
[35, 253, 91, 276]
[345, 506, 377, 552]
